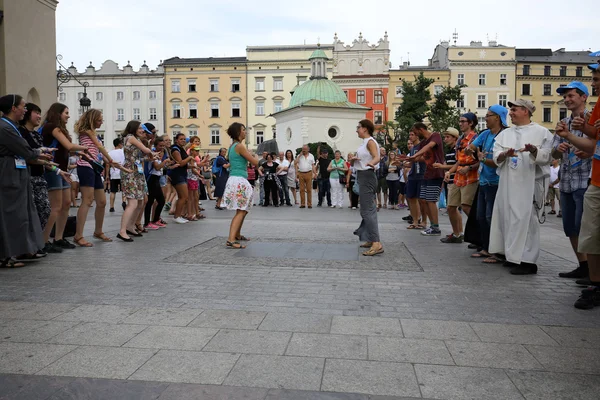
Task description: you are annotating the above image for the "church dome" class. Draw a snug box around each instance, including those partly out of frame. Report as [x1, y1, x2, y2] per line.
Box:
[288, 78, 348, 108]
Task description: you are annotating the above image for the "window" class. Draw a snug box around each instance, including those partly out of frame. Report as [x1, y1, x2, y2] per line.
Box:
[133, 108, 140, 120]
[59, 93, 66, 101]
[172, 130, 181, 138]
[328, 127, 339, 139]
[298, 77, 307, 85]
[560, 66, 567, 77]
[171, 80, 180, 93]
[523, 65, 530, 76]
[522, 84, 531, 96]
[133, 91, 140, 100]
[543, 84, 552, 96]
[149, 108, 157, 120]
[256, 130, 264, 145]
[433, 85, 443, 95]
[576, 66, 583, 77]
[477, 94, 487, 109]
[209, 79, 219, 92]
[210, 103, 219, 118]
[273, 78, 283, 91]
[149, 90, 157, 99]
[544, 66, 551, 76]
[172, 104, 181, 118]
[457, 74, 465, 85]
[456, 95, 465, 109]
[374, 90, 383, 104]
[117, 109, 124, 121]
[543, 107, 552, 123]
[117, 91, 124, 100]
[96, 92, 103, 101]
[211, 129, 220, 145]
[559, 108, 568, 121]
[255, 78, 265, 91]
[478, 74, 486, 86]
[188, 79, 196, 92]
[500, 74, 507, 86]
[255, 102, 265, 115]
[357, 90, 365, 104]
[273, 101, 283, 113]
[189, 103, 197, 118]
[231, 103, 241, 117]
[231, 79, 240, 92]
[78, 92, 83, 100]
[498, 94, 508, 108]
[478, 117, 487, 132]
[374, 111, 383, 125]
[189, 130, 197, 137]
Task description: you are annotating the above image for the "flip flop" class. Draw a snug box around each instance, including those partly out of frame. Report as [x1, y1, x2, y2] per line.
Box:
[0, 258, 26, 268]
[226, 241, 246, 249]
[482, 257, 501, 264]
[236, 235, 250, 241]
[73, 237, 93, 247]
[470, 251, 491, 258]
[362, 247, 384, 256]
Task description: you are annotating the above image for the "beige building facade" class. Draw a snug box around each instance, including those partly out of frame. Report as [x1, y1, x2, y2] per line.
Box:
[246, 44, 333, 149]
[162, 57, 247, 154]
[516, 48, 596, 131]
[0, 0, 59, 111]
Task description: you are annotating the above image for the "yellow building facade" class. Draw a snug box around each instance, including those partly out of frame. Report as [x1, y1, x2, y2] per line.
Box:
[162, 57, 247, 154]
[387, 67, 451, 121]
[516, 49, 596, 131]
[246, 44, 333, 149]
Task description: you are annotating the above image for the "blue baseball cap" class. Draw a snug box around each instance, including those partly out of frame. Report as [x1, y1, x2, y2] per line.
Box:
[488, 105, 508, 127]
[141, 123, 156, 135]
[588, 63, 599, 71]
[556, 81, 589, 96]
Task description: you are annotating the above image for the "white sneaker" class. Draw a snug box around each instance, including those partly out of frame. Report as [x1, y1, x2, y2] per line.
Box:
[330, 205, 335, 208]
[174, 217, 189, 224]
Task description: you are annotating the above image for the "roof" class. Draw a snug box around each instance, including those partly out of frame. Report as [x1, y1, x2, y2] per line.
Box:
[309, 46, 329, 60]
[247, 44, 334, 51]
[288, 78, 347, 108]
[162, 56, 246, 65]
[516, 49, 593, 63]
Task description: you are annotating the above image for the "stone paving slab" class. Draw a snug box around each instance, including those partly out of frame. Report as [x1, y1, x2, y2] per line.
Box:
[400, 320, 479, 341]
[469, 322, 559, 345]
[47, 377, 169, 400]
[367, 337, 454, 365]
[444, 340, 544, 370]
[321, 359, 421, 397]
[36, 346, 156, 380]
[0, 374, 76, 400]
[258, 312, 332, 333]
[53, 305, 139, 324]
[505, 370, 600, 400]
[0, 342, 76, 375]
[188, 310, 267, 330]
[330, 316, 403, 336]
[0, 302, 77, 321]
[540, 326, 600, 348]
[285, 333, 367, 359]
[524, 345, 600, 373]
[47, 322, 146, 347]
[202, 329, 292, 355]
[122, 308, 202, 327]
[0, 319, 80, 343]
[129, 350, 239, 385]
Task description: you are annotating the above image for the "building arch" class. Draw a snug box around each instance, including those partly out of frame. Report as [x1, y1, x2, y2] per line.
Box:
[27, 87, 41, 105]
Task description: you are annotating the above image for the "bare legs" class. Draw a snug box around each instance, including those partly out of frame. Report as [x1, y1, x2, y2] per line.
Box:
[74, 186, 106, 245]
[174, 183, 188, 218]
[44, 188, 71, 243]
[119, 198, 144, 239]
[228, 210, 248, 245]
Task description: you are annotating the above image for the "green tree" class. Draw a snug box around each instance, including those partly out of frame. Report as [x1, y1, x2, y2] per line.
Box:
[295, 142, 334, 160]
[428, 84, 465, 133]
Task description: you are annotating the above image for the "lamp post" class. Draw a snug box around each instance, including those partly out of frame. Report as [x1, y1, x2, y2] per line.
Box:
[272, 126, 277, 140]
[56, 54, 91, 113]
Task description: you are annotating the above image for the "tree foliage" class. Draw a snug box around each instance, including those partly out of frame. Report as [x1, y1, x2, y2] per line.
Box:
[295, 142, 334, 160]
[428, 85, 465, 133]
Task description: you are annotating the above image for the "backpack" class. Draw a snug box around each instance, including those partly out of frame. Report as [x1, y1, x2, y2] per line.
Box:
[212, 157, 223, 175]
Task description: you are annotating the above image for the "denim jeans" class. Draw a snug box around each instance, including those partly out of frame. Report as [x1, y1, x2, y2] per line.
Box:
[476, 184, 498, 252]
[278, 176, 290, 205]
[560, 188, 587, 237]
[318, 178, 331, 206]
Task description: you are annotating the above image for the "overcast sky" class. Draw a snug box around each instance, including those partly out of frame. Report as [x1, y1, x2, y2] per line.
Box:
[57, 0, 597, 72]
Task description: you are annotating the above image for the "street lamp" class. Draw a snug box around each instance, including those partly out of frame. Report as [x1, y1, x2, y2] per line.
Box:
[56, 54, 91, 113]
[272, 126, 277, 140]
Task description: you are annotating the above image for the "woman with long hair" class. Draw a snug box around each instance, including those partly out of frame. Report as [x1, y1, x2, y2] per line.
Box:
[41, 103, 91, 252]
[222, 123, 258, 249]
[285, 149, 298, 205]
[72, 109, 128, 246]
[169, 133, 194, 223]
[385, 151, 401, 209]
[348, 119, 383, 256]
[117, 121, 156, 241]
[258, 153, 280, 207]
[0, 95, 54, 267]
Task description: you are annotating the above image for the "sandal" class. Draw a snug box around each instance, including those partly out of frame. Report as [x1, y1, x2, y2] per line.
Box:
[226, 241, 246, 249]
[470, 252, 488, 258]
[73, 237, 93, 247]
[482, 257, 501, 264]
[236, 235, 250, 241]
[360, 242, 373, 248]
[93, 232, 113, 242]
[362, 246, 384, 256]
[135, 224, 148, 233]
[1, 258, 26, 268]
[188, 216, 198, 221]
[196, 214, 206, 219]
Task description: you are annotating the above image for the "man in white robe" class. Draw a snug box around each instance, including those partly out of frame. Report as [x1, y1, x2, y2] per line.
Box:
[489, 99, 553, 275]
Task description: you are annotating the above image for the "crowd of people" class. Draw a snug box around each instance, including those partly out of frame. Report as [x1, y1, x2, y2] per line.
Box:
[1, 64, 598, 311]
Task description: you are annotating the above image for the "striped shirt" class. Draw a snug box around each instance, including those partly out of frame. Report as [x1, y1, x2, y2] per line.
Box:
[551, 110, 593, 193]
[76, 134, 101, 169]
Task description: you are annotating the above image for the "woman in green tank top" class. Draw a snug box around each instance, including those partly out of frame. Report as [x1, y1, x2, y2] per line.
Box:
[222, 123, 259, 249]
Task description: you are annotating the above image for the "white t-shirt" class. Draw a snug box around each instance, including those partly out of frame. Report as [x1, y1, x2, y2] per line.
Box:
[550, 165, 560, 188]
[277, 159, 290, 175]
[297, 153, 315, 172]
[108, 149, 125, 180]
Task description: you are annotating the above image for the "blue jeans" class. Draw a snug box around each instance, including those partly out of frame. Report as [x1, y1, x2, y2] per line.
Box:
[318, 178, 331, 206]
[560, 188, 587, 237]
[477, 184, 498, 252]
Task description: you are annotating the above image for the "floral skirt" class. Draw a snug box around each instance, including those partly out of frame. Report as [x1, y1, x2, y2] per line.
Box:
[223, 176, 254, 211]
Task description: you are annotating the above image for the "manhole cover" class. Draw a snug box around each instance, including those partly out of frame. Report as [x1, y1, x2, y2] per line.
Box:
[166, 237, 423, 272]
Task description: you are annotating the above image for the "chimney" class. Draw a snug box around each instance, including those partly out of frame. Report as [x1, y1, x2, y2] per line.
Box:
[488, 40, 497, 47]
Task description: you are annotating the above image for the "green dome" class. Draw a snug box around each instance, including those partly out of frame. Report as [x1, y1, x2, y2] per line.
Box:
[288, 78, 348, 108]
[309, 47, 328, 60]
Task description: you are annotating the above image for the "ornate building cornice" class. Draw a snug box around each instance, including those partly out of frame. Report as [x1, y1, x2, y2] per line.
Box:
[37, 0, 59, 11]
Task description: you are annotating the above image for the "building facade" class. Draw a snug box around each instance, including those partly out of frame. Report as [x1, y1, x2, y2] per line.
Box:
[162, 57, 247, 154]
[516, 48, 597, 131]
[246, 44, 333, 149]
[0, 0, 58, 111]
[332, 33, 390, 127]
[432, 40, 516, 131]
[58, 60, 164, 149]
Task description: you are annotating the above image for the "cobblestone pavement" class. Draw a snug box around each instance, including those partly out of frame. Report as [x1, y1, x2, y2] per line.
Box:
[0, 195, 598, 399]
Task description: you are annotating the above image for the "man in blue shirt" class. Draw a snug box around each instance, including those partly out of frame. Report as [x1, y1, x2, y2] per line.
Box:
[466, 105, 508, 263]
